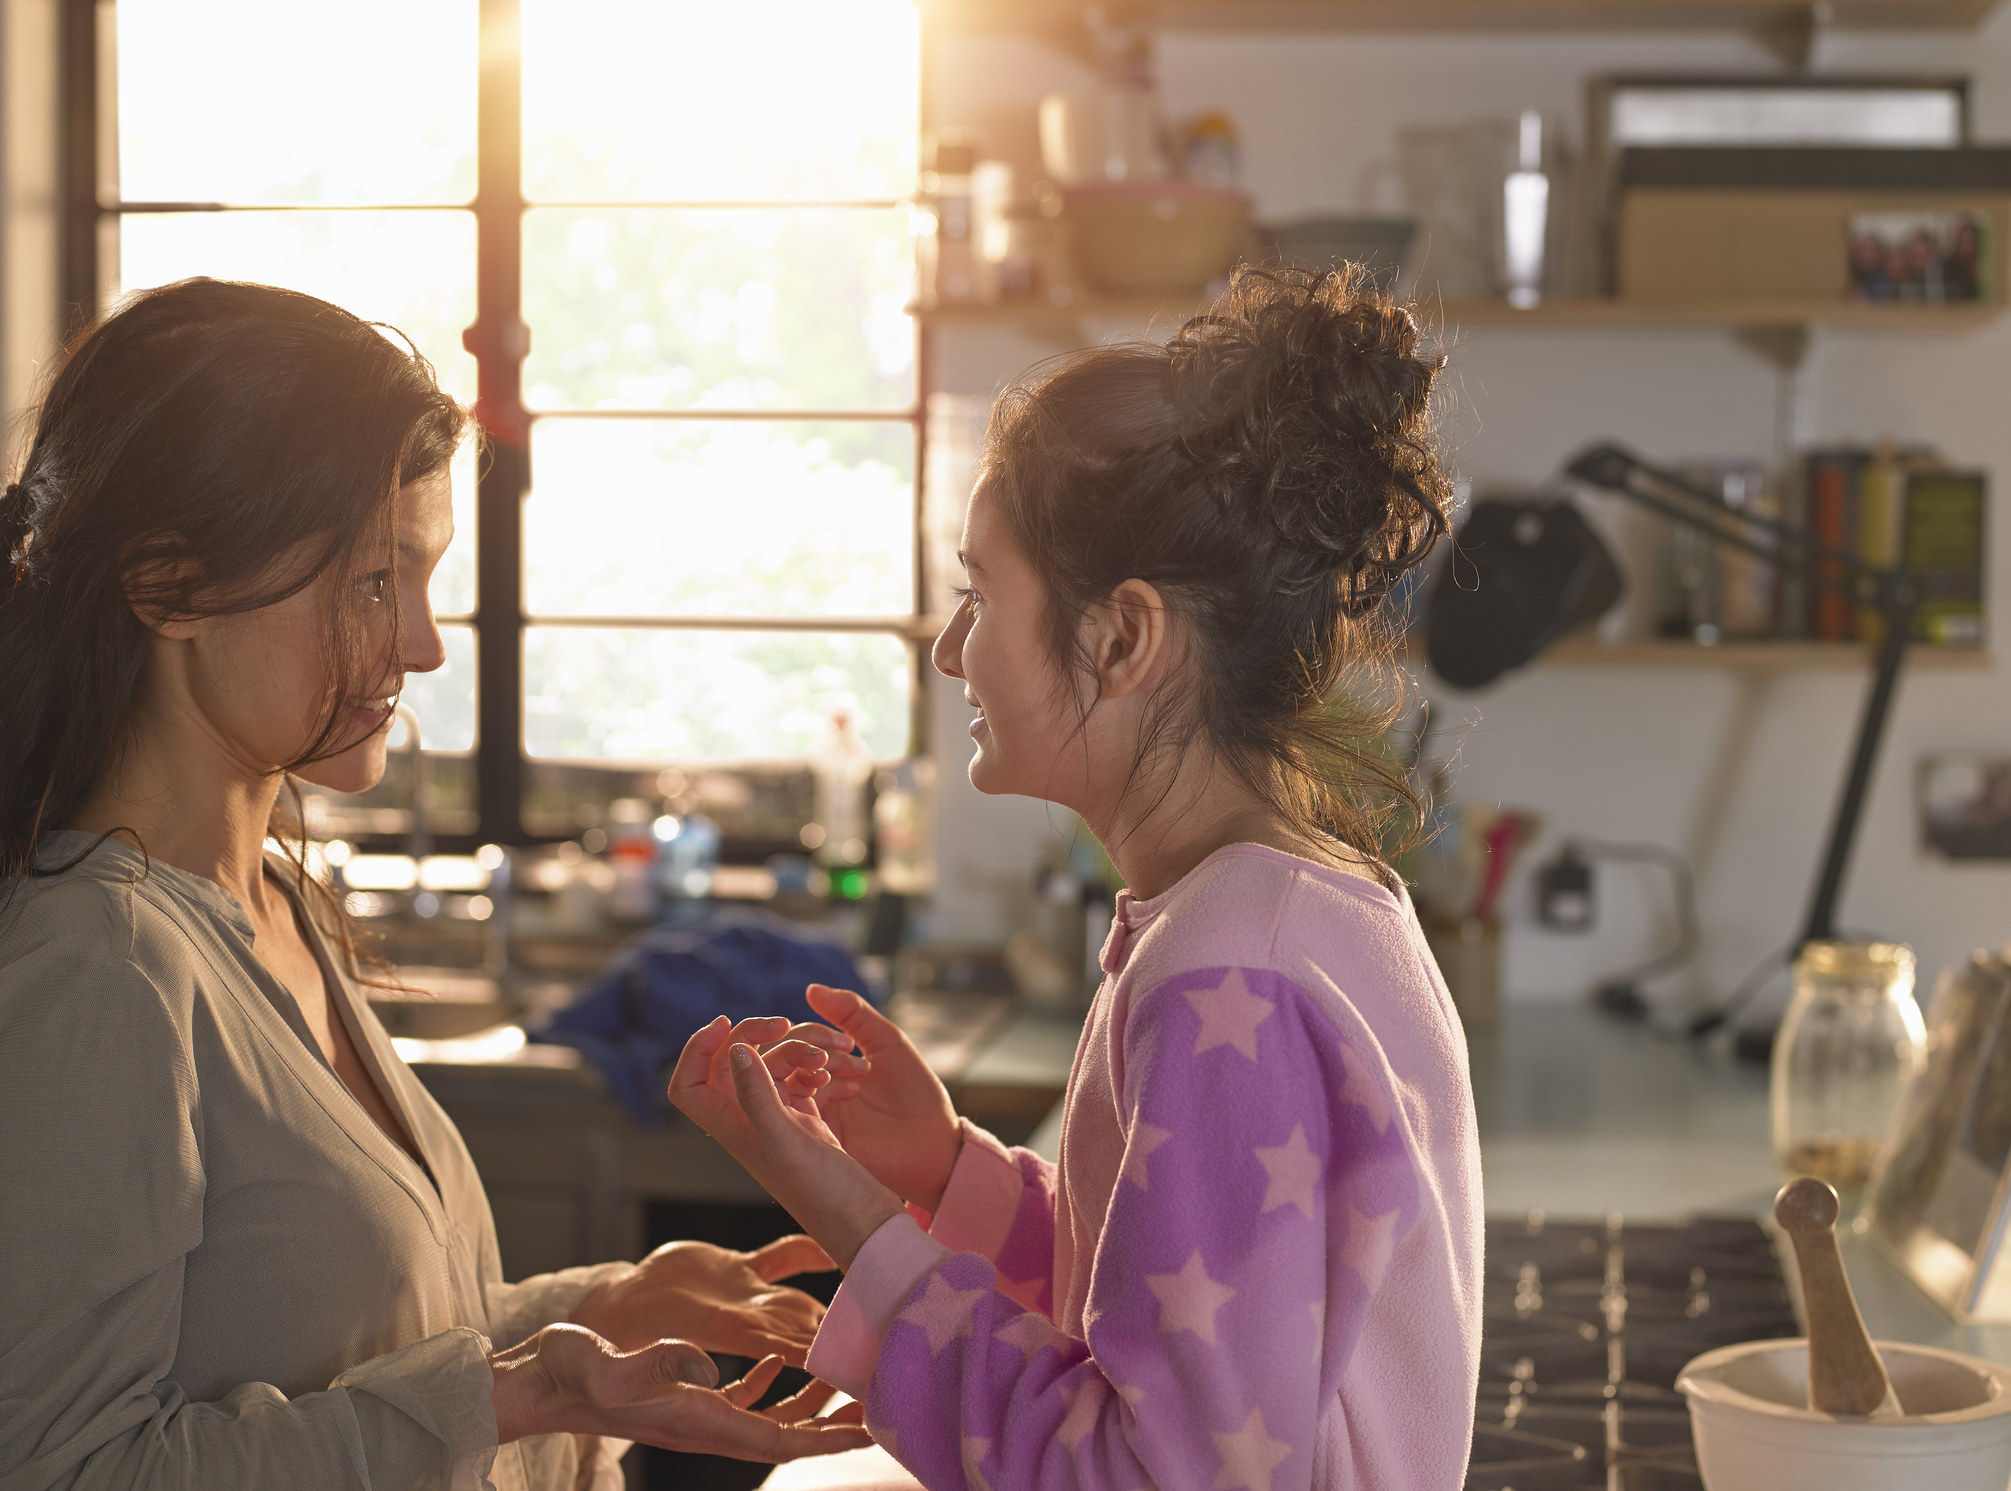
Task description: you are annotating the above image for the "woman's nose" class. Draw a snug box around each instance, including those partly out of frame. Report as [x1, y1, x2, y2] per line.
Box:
[931, 601, 969, 680]
[403, 607, 448, 676]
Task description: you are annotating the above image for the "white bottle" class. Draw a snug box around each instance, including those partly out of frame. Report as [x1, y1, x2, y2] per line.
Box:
[806, 708, 876, 869]
[1502, 110, 1549, 309]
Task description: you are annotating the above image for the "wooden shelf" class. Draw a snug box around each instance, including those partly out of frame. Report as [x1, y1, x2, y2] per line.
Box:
[1534, 638, 1993, 669]
[930, 0, 2004, 35]
[919, 295, 2005, 339]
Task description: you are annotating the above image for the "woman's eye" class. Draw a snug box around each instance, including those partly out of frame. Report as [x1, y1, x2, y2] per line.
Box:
[356, 570, 390, 604]
[951, 584, 980, 611]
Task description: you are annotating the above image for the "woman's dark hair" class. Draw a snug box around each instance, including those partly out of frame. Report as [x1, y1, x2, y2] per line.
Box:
[0, 277, 468, 939]
[983, 263, 1452, 870]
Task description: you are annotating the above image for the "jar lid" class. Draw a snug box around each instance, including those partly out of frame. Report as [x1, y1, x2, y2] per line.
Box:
[1795, 938, 1915, 980]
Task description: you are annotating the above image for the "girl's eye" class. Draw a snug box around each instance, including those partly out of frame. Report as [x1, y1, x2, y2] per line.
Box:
[950, 583, 980, 611]
[356, 570, 390, 604]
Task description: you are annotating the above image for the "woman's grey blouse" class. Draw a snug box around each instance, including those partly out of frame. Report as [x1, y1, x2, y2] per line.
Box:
[0, 834, 628, 1490]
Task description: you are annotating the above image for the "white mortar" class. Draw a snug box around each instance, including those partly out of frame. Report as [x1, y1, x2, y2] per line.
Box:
[1677, 1338, 2011, 1491]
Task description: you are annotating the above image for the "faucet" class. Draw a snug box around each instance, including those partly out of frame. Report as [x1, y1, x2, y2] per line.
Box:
[393, 703, 433, 865]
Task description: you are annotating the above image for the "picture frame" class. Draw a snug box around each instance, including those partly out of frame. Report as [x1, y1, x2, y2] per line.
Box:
[1860, 951, 2011, 1320]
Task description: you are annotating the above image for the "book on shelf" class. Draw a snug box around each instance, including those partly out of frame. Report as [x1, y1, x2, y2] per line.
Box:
[1904, 468, 1988, 648]
[1795, 444, 1987, 648]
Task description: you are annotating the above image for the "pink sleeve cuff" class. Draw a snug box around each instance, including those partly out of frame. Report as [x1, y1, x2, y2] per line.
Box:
[925, 1119, 1023, 1262]
[805, 1211, 952, 1397]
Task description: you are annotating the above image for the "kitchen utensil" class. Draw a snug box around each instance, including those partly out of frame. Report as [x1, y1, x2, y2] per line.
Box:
[1678, 1338, 2011, 1491]
[1774, 1177, 1900, 1416]
[1062, 182, 1250, 295]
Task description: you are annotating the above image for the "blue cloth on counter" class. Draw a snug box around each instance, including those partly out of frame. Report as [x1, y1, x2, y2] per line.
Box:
[530, 907, 872, 1122]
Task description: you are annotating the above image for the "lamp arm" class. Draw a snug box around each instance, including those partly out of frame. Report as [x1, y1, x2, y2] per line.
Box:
[1564, 444, 1892, 602]
[1560, 442, 1923, 1008]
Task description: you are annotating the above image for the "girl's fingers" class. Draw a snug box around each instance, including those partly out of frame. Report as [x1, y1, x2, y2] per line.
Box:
[667, 1017, 734, 1110]
[768, 1020, 857, 1055]
[728, 1043, 797, 1143]
[822, 1398, 867, 1426]
[806, 984, 900, 1056]
[761, 1039, 833, 1074]
[749, 1233, 837, 1281]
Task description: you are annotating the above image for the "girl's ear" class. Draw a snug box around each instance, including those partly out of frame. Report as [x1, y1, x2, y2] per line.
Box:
[1091, 578, 1171, 701]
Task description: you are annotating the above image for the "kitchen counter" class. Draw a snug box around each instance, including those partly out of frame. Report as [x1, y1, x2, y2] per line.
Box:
[1473, 1003, 2011, 1369]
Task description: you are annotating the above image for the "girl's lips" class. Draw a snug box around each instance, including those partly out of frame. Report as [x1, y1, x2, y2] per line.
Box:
[968, 713, 987, 739]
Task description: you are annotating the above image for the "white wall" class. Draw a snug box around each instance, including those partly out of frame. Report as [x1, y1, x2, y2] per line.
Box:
[922, 15, 2011, 1019]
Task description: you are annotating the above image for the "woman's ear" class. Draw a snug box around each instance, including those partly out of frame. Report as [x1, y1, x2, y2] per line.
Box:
[1089, 578, 1171, 701]
[123, 560, 202, 641]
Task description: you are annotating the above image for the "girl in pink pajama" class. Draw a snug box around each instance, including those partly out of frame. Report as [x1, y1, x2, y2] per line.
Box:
[675, 265, 1484, 1490]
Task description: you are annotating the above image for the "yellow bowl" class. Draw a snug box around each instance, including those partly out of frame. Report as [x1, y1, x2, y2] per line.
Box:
[1064, 183, 1252, 296]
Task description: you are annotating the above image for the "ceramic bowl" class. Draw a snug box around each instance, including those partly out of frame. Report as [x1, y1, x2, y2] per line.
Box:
[1677, 1338, 2011, 1491]
[1064, 183, 1251, 295]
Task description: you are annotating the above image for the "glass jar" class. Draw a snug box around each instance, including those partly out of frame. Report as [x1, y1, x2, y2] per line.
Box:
[1771, 940, 1925, 1207]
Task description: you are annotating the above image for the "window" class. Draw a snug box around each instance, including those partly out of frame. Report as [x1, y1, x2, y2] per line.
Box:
[78, 0, 922, 847]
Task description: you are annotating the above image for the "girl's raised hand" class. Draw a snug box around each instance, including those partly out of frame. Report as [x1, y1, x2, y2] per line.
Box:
[798, 983, 964, 1212]
[670, 1021, 903, 1268]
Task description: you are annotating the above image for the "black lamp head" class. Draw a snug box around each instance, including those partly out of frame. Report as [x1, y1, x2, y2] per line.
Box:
[1564, 444, 1641, 494]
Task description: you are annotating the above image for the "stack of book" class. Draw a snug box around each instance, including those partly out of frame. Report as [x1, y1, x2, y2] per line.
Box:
[1792, 446, 1986, 647]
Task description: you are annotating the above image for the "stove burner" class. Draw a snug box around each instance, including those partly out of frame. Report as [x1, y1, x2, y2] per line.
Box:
[1467, 1213, 1799, 1490]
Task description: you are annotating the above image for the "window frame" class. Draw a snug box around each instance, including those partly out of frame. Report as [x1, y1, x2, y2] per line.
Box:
[61, 0, 930, 850]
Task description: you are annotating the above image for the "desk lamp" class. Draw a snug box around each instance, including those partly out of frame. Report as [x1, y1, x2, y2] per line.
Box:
[1433, 443, 1921, 1050]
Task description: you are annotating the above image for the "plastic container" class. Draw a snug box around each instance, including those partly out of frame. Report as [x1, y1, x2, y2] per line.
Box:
[1772, 940, 1924, 1206]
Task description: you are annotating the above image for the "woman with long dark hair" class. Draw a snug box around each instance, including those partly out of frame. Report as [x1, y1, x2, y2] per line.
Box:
[0, 278, 868, 1489]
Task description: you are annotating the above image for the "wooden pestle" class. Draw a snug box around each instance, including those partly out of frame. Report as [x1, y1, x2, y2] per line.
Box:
[1774, 1177, 1903, 1417]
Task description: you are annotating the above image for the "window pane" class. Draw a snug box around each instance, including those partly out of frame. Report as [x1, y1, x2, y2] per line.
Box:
[526, 421, 912, 620]
[521, 209, 914, 411]
[118, 0, 476, 205]
[117, 212, 478, 403]
[399, 624, 476, 753]
[431, 446, 479, 620]
[526, 629, 910, 761]
[522, 0, 916, 204]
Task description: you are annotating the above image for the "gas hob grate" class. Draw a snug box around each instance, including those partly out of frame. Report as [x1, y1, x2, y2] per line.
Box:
[1466, 1213, 1800, 1490]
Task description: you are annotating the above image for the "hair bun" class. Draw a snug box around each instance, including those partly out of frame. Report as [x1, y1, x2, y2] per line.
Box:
[1166, 264, 1450, 606]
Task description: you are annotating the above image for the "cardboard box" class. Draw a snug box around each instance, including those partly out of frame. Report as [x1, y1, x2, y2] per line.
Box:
[1614, 147, 2011, 303]
[1620, 188, 2011, 302]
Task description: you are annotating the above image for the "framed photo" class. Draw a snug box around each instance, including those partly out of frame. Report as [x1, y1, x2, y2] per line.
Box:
[1861, 952, 2011, 1320]
[1919, 754, 2011, 862]
[1848, 210, 1988, 303]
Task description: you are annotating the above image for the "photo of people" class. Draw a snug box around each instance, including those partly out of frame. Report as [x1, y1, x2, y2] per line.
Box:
[1849, 210, 1988, 303]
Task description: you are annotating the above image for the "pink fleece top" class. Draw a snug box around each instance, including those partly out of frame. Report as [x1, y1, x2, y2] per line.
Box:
[806, 843, 1483, 1490]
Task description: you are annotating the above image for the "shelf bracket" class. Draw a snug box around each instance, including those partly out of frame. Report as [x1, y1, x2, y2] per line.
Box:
[1754, 2, 1830, 69]
[1732, 324, 1810, 372]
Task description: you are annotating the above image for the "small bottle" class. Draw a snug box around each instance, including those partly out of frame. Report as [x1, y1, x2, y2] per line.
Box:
[605, 797, 659, 925]
[920, 135, 980, 307]
[806, 707, 876, 872]
[1501, 110, 1549, 309]
[1772, 940, 1925, 1210]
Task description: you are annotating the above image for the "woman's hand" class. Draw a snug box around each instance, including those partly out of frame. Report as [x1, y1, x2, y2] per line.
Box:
[670, 1022, 903, 1269]
[570, 1235, 835, 1365]
[790, 984, 964, 1212]
[489, 1324, 869, 1461]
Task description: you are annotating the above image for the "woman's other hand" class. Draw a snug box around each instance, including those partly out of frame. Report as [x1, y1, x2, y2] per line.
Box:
[670, 1025, 903, 1269]
[794, 984, 963, 1212]
[570, 1235, 835, 1365]
[489, 1324, 870, 1460]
